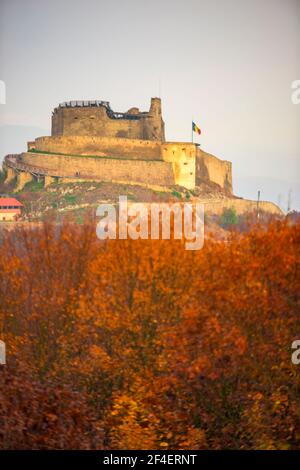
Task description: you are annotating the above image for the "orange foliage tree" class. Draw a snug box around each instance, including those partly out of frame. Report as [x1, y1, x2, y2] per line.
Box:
[0, 220, 299, 449]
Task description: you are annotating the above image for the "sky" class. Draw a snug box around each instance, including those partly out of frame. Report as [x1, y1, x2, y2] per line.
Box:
[0, 0, 299, 210]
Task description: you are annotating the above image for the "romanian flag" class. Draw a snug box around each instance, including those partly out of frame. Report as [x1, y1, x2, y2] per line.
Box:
[192, 121, 201, 135]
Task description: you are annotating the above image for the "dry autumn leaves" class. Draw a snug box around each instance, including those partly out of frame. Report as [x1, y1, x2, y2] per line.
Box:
[0, 220, 299, 449]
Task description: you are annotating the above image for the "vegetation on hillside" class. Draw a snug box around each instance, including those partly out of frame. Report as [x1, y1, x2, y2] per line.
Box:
[220, 207, 238, 228]
[0, 177, 201, 221]
[0, 220, 299, 449]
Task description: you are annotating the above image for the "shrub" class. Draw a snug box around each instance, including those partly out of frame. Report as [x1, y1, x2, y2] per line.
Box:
[220, 206, 238, 228]
[171, 189, 182, 199]
[63, 194, 77, 205]
[23, 179, 44, 192]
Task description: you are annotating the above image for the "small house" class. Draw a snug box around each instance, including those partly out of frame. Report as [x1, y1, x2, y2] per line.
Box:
[0, 197, 23, 221]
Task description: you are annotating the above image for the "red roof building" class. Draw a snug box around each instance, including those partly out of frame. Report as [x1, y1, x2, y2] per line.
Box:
[0, 197, 23, 221]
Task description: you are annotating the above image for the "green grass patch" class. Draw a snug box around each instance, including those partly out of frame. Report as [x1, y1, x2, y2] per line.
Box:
[0, 169, 7, 184]
[63, 194, 78, 205]
[73, 207, 88, 224]
[28, 148, 161, 162]
[154, 189, 169, 196]
[171, 190, 182, 199]
[23, 179, 44, 192]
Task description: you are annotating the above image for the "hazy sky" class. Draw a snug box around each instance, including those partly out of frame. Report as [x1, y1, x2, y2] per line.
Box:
[0, 0, 299, 209]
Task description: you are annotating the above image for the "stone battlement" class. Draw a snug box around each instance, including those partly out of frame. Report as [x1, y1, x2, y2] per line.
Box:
[52, 97, 165, 141]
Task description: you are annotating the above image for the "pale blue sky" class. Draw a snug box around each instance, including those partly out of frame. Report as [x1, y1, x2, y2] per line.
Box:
[0, 0, 299, 209]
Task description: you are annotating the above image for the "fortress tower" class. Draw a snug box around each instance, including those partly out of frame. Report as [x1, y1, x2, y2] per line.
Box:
[51, 97, 165, 141]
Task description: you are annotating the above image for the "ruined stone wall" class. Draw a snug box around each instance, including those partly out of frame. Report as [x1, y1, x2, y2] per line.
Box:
[22, 152, 175, 186]
[35, 136, 162, 160]
[196, 148, 232, 193]
[200, 198, 282, 215]
[52, 107, 141, 139]
[51, 98, 165, 141]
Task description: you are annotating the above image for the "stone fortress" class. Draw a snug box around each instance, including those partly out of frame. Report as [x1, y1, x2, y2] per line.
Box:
[4, 97, 232, 192]
[3, 97, 281, 214]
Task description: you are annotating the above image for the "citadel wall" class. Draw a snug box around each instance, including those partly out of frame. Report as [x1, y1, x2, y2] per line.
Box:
[34, 136, 162, 160]
[28, 137, 233, 192]
[21, 152, 175, 187]
[196, 148, 232, 194]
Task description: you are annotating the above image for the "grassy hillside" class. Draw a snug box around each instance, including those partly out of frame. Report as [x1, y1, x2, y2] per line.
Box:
[0, 166, 229, 222]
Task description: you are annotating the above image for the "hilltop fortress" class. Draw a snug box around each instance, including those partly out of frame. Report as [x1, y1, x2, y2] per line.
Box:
[2, 97, 281, 215]
[3, 98, 232, 193]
